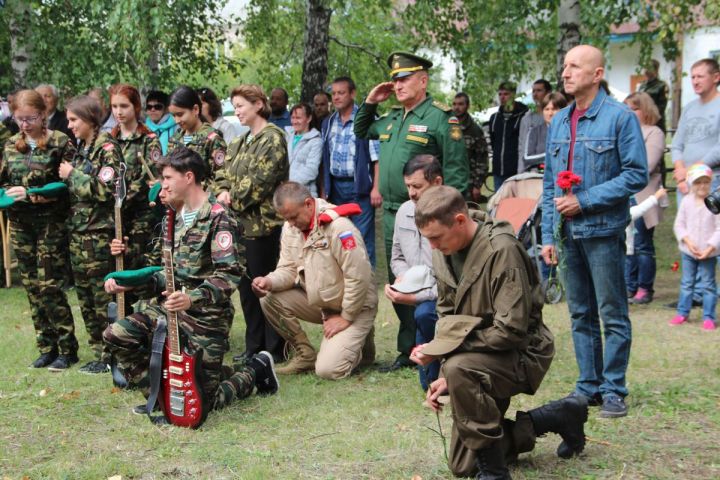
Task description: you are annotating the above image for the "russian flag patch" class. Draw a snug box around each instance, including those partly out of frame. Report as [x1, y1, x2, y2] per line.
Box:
[338, 230, 356, 250]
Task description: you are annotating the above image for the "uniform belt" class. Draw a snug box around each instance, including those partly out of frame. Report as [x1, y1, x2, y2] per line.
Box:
[383, 200, 404, 211]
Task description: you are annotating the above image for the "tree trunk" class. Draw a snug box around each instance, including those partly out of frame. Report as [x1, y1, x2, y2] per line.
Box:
[8, 0, 31, 89]
[556, 0, 581, 90]
[670, 34, 683, 131]
[300, 0, 332, 104]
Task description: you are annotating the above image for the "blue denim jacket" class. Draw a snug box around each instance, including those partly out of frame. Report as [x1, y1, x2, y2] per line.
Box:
[541, 88, 648, 244]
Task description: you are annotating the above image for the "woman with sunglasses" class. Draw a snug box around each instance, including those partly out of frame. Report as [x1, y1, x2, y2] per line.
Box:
[144, 90, 176, 155]
[59, 95, 123, 374]
[1, 89, 78, 371]
[166, 86, 227, 184]
[109, 84, 163, 280]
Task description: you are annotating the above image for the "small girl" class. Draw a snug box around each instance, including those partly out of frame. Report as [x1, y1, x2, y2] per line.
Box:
[671, 163, 720, 330]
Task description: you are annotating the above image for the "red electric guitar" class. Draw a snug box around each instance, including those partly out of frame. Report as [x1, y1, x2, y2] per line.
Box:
[157, 207, 208, 428]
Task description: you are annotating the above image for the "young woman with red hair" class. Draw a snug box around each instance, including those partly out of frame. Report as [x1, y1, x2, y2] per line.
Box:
[108, 84, 163, 280]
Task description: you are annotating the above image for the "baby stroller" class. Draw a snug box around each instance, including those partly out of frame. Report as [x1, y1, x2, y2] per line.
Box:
[487, 172, 563, 304]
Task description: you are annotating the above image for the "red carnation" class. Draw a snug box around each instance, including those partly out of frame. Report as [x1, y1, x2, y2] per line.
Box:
[557, 170, 582, 191]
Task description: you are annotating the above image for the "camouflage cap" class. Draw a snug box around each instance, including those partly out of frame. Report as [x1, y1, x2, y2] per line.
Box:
[27, 182, 68, 198]
[388, 52, 433, 80]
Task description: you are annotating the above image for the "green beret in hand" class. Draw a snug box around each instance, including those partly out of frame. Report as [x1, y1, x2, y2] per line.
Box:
[27, 182, 68, 198]
[104, 266, 163, 286]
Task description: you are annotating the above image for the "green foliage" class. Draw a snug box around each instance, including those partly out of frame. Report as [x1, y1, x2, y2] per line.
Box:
[1, 0, 239, 96]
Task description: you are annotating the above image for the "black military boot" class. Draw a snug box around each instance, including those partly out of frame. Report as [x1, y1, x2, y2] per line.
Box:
[246, 351, 279, 396]
[475, 442, 512, 480]
[527, 395, 588, 458]
[31, 350, 58, 368]
[47, 353, 79, 372]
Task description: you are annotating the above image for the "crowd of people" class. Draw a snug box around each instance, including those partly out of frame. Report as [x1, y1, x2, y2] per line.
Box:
[1, 44, 719, 479]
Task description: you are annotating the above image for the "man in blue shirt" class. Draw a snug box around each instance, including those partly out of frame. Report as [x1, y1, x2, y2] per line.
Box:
[269, 88, 291, 130]
[541, 45, 647, 419]
[321, 76, 382, 267]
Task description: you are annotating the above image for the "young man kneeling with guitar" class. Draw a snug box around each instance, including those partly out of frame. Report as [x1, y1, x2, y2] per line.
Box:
[103, 146, 278, 427]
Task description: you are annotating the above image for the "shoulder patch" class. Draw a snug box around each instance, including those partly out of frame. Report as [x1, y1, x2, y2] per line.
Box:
[98, 166, 115, 182]
[213, 150, 225, 166]
[214, 231, 233, 251]
[102, 143, 115, 151]
[150, 148, 161, 162]
[448, 116, 459, 124]
[450, 125, 463, 141]
[208, 131, 218, 140]
[338, 230, 357, 250]
[147, 132, 157, 139]
[211, 202, 225, 214]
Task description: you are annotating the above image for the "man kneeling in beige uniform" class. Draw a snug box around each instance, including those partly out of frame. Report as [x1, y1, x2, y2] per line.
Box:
[252, 181, 377, 380]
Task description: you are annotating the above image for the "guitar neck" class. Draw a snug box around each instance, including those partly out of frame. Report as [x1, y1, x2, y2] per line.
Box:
[163, 247, 180, 356]
[114, 205, 125, 319]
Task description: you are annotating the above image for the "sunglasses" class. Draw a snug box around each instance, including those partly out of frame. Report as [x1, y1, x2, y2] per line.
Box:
[146, 103, 165, 111]
[15, 115, 41, 125]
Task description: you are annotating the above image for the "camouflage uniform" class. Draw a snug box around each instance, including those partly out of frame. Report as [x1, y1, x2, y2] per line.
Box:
[459, 113, 489, 194]
[113, 126, 164, 270]
[65, 131, 122, 363]
[1, 131, 78, 355]
[166, 123, 227, 184]
[103, 198, 256, 410]
[214, 124, 289, 359]
[638, 78, 669, 132]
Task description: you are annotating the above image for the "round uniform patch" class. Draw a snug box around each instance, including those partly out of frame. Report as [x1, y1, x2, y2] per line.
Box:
[213, 150, 225, 166]
[99, 166, 115, 182]
[215, 231, 232, 250]
[150, 148, 161, 162]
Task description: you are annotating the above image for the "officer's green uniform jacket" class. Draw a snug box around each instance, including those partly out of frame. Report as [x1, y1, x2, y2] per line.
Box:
[1, 130, 75, 221]
[167, 123, 227, 182]
[425, 210, 554, 394]
[214, 124, 288, 238]
[354, 96, 468, 209]
[136, 198, 245, 336]
[64, 131, 123, 233]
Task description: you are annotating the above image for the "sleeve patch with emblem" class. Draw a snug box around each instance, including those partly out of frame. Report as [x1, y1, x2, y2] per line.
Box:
[450, 125, 463, 141]
[448, 116, 460, 124]
[208, 131, 218, 140]
[150, 148, 161, 162]
[215, 231, 233, 251]
[98, 166, 115, 182]
[338, 230, 357, 250]
[102, 143, 115, 151]
[213, 150, 225, 166]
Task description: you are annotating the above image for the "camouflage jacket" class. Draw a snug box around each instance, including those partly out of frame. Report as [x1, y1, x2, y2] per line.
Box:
[140, 197, 245, 334]
[214, 124, 289, 237]
[65, 131, 123, 233]
[1, 130, 75, 220]
[166, 122, 227, 183]
[639, 78, 669, 127]
[112, 126, 162, 226]
[459, 114, 489, 189]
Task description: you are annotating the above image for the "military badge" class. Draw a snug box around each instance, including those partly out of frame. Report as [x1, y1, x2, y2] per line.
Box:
[150, 148, 161, 162]
[386, 123, 393, 131]
[448, 116, 460, 124]
[215, 231, 233, 251]
[99, 166, 115, 182]
[450, 125, 463, 141]
[208, 132, 218, 140]
[338, 230, 356, 250]
[102, 143, 115, 151]
[408, 125, 428, 133]
[213, 150, 225, 166]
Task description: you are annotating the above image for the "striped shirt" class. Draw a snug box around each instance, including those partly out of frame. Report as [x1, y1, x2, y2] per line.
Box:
[327, 104, 380, 178]
[183, 134, 194, 145]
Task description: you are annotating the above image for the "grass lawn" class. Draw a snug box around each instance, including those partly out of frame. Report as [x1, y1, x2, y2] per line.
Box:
[1, 197, 719, 480]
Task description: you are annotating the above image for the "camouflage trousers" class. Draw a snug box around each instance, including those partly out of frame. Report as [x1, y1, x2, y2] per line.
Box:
[69, 231, 113, 363]
[103, 302, 255, 411]
[11, 218, 77, 355]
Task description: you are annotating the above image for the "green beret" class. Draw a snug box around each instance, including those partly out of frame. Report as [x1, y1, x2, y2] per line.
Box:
[27, 182, 68, 198]
[0, 189, 15, 209]
[105, 266, 163, 286]
[148, 182, 162, 205]
[388, 51, 433, 80]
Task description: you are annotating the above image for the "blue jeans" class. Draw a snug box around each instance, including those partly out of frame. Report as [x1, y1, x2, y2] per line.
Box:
[493, 174, 510, 192]
[677, 253, 717, 320]
[559, 229, 632, 399]
[415, 300, 439, 391]
[329, 178, 376, 268]
[624, 218, 656, 293]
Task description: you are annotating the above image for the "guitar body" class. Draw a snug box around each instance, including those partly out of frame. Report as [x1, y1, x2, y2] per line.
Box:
[159, 341, 208, 429]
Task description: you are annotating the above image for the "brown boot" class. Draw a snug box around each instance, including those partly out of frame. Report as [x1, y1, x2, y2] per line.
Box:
[275, 333, 316, 375]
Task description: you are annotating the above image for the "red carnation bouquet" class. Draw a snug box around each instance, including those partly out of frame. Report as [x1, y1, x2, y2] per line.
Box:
[553, 170, 583, 249]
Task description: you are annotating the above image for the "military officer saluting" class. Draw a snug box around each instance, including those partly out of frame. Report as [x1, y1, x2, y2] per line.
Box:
[354, 51, 468, 371]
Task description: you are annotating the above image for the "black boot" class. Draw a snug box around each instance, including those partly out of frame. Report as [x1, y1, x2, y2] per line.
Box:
[246, 351, 279, 396]
[475, 442, 512, 480]
[528, 395, 588, 458]
[30, 350, 58, 368]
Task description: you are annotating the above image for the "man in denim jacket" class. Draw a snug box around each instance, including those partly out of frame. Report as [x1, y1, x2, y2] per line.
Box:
[541, 45, 647, 418]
